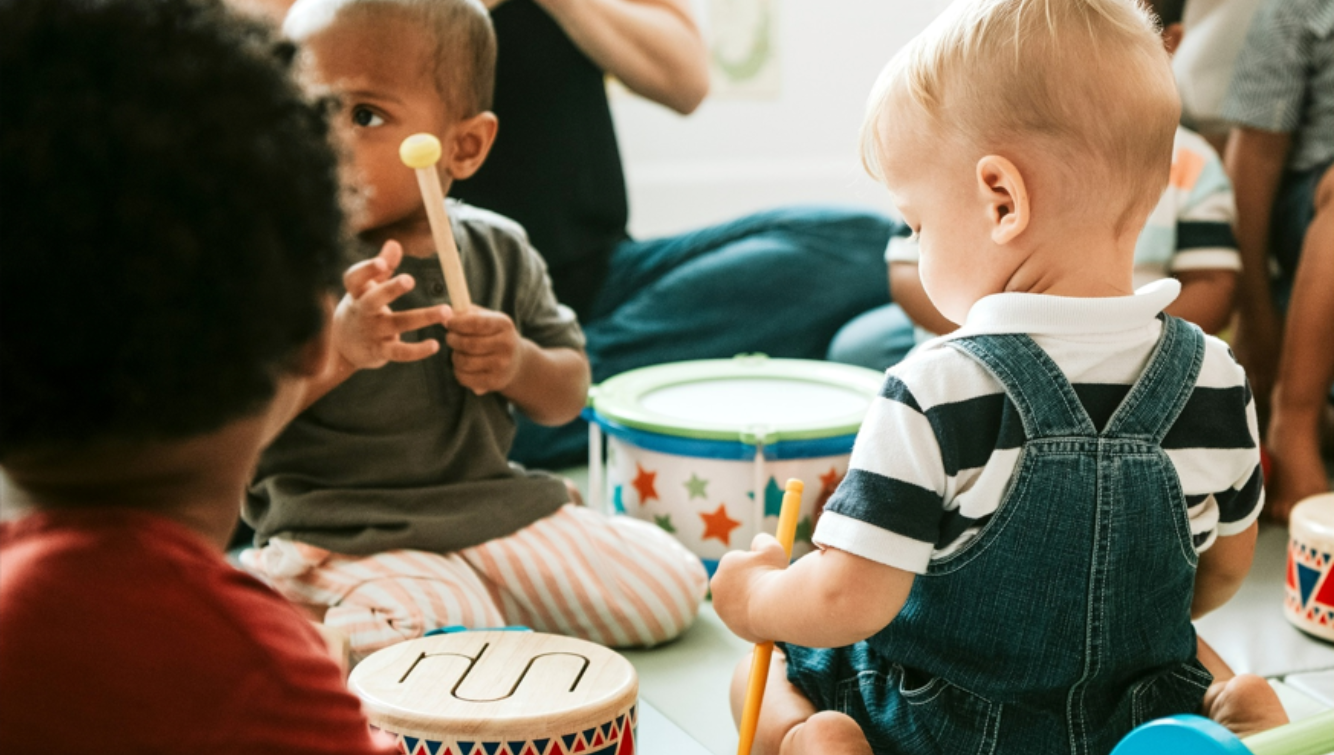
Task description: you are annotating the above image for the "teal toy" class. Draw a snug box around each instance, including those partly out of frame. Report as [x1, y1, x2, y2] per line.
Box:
[1113, 711, 1334, 755]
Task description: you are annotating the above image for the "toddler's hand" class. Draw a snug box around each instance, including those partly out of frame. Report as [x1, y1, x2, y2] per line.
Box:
[710, 533, 790, 644]
[334, 240, 449, 369]
[443, 306, 524, 395]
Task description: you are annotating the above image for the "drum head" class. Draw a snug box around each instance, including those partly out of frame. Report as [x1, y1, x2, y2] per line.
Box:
[589, 356, 883, 443]
[349, 632, 638, 741]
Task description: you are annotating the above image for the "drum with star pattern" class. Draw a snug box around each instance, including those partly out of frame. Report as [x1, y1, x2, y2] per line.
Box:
[585, 356, 883, 574]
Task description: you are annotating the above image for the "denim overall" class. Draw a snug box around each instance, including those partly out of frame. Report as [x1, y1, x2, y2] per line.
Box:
[784, 315, 1213, 755]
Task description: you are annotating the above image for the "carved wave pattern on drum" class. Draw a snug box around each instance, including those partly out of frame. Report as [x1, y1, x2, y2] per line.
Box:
[375, 705, 637, 755]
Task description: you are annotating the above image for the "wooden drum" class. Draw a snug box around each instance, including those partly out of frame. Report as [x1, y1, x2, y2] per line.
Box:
[1285, 493, 1334, 641]
[349, 631, 638, 755]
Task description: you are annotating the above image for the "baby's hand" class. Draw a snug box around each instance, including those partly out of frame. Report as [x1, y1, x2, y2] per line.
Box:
[334, 240, 449, 369]
[443, 306, 524, 395]
[710, 533, 791, 644]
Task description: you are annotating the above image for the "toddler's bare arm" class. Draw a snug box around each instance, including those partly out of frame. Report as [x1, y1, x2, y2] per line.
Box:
[443, 306, 590, 425]
[713, 536, 914, 648]
[498, 342, 590, 426]
[1192, 520, 1258, 618]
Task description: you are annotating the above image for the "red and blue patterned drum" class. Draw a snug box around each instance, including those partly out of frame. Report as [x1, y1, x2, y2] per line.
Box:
[1286, 493, 1334, 641]
[349, 632, 638, 755]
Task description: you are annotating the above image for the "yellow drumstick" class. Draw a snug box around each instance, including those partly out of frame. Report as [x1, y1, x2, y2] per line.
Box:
[736, 478, 804, 755]
[399, 133, 471, 313]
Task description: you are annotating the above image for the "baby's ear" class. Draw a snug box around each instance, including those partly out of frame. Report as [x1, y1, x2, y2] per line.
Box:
[445, 111, 499, 181]
[976, 155, 1030, 245]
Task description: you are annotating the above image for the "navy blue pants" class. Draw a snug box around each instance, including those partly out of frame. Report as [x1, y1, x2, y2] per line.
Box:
[510, 205, 897, 469]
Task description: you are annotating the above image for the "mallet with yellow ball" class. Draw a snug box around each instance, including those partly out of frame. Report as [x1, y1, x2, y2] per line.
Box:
[736, 478, 804, 755]
[399, 133, 470, 313]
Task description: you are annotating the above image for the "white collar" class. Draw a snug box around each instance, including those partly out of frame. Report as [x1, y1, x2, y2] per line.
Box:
[943, 278, 1181, 339]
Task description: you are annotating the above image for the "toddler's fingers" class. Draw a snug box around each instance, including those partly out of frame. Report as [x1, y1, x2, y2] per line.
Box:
[446, 311, 509, 336]
[342, 256, 390, 297]
[384, 305, 449, 335]
[452, 352, 507, 375]
[445, 331, 511, 356]
[361, 274, 416, 310]
[376, 239, 404, 268]
[384, 338, 440, 363]
[453, 370, 498, 396]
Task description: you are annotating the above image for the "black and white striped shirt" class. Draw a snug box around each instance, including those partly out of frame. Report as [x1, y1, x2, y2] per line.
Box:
[814, 280, 1264, 575]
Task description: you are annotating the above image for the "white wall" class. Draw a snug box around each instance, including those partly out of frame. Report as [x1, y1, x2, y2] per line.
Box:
[610, 0, 952, 239]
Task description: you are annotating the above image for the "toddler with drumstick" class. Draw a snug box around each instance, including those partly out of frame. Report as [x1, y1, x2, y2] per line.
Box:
[710, 0, 1290, 752]
[240, 0, 707, 661]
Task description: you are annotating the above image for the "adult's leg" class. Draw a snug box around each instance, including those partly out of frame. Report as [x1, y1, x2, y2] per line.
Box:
[459, 504, 708, 647]
[511, 206, 896, 468]
[1265, 164, 1333, 521]
[825, 303, 918, 372]
[588, 206, 895, 376]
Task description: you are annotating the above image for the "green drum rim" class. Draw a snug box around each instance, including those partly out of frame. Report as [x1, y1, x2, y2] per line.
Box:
[588, 355, 884, 444]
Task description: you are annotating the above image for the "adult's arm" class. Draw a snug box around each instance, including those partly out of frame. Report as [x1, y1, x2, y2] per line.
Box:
[1265, 168, 1334, 521]
[1224, 128, 1291, 409]
[514, 0, 710, 114]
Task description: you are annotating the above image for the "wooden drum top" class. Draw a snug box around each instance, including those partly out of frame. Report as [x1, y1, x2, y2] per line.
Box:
[348, 632, 639, 742]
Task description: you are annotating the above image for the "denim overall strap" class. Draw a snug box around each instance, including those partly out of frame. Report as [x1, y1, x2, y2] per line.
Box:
[949, 333, 1098, 440]
[1101, 315, 1205, 443]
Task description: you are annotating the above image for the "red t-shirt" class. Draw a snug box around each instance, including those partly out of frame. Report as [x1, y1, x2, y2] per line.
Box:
[0, 508, 395, 755]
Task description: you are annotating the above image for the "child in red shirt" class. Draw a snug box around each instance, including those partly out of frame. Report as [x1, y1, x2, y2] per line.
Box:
[0, 1, 395, 752]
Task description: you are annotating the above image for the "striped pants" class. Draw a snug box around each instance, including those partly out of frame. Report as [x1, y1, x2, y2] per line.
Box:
[240, 505, 708, 661]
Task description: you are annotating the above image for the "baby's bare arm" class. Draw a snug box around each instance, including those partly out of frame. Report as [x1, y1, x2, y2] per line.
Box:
[714, 538, 914, 648]
[500, 343, 591, 426]
[1192, 520, 1258, 619]
[1166, 269, 1237, 334]
[889, 262, 958, 336]
[443, 305, 590, 425]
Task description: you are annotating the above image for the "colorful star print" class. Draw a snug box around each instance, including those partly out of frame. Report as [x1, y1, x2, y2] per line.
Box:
[631, 464, 658, 505]
[684, 473, 709, 500]
[794, 516, 814, 544]
[654, 514, 677, 534]
[819, 467, 842, 494]
[814, 467, 844, 527]
[700, 503, 742, 546]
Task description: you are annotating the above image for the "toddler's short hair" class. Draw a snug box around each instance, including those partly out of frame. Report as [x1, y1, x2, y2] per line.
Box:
[285, 0, 496, 118]
[863, 0, 1180, 231]
[0, 0, 345, 459]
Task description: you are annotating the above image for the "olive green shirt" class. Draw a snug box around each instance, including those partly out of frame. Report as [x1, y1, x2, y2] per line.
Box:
[245, 202, 585, 555]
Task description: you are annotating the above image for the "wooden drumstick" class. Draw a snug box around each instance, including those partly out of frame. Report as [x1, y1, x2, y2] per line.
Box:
[399, 133, 471, 312]
[736, 478, 804, 755]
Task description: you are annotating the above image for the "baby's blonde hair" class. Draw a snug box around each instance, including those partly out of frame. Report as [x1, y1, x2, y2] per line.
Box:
[863, 0, 1180, 232]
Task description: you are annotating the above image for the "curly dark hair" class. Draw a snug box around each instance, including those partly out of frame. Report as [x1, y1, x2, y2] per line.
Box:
[1142, 0, 1185, 27]
[0, 0, 346, 459]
